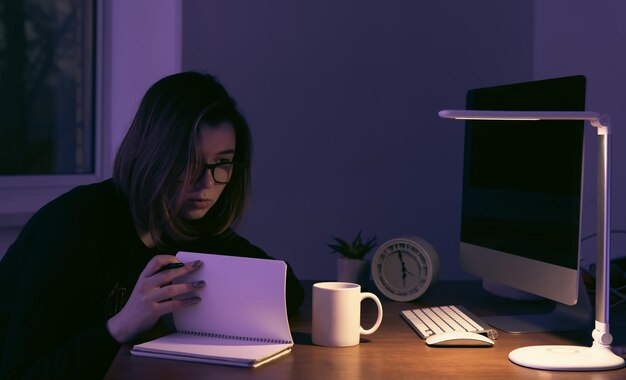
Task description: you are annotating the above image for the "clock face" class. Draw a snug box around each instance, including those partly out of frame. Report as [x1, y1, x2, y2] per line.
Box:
[371, 237, 439, 302]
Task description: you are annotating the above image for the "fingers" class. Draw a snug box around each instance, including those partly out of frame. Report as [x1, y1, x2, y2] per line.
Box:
[151, 281, 204, 316]
[157, 262, 185, 273]
[156, 295, 202, 315]
[138, 255, 205, 304]
[155, 260, 202, 285]
[139, 255, 203, 288]
[151, 281, 205, 303]
[141, 255, 181, 277]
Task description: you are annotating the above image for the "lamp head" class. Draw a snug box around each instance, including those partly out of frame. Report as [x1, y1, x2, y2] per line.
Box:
[438, 109, 610, 135]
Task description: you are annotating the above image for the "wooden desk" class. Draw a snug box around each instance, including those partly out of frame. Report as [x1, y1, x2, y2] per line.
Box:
[105, 281, 626, 379]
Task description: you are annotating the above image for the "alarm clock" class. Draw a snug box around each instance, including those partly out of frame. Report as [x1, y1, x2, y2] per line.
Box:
[371, 236, 440, 302]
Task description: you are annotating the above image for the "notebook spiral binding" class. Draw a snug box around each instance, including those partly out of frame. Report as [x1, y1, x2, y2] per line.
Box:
[179, 330, 292, 345]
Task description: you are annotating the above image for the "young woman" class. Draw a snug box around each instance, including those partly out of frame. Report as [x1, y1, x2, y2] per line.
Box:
[0, 72, 304, 379]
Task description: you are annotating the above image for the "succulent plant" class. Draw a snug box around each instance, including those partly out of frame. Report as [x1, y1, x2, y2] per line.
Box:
[326, 231, 377, 260]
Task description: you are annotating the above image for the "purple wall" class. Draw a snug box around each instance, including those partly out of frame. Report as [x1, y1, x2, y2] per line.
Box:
[182, 1, 535, 280]
[534, 1, 626, 268]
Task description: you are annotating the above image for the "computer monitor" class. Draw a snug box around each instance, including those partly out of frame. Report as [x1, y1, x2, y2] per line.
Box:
[460, 75, 592, 333]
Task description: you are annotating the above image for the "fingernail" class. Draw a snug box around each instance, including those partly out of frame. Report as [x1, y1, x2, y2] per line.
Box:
[191, 260, 202, 268]
[193, 280, 205, 288]
[192, 297, 201, 304]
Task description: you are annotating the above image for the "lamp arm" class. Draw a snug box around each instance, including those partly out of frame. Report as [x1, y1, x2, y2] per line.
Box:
[439, 109, 611, 135]
[593, 129, 612, 347]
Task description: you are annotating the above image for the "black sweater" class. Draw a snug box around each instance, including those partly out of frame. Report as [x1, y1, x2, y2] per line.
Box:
[0, 179, 304, 379]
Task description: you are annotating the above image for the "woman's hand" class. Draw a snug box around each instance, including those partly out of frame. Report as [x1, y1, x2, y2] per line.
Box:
[106, 255, 204, 343]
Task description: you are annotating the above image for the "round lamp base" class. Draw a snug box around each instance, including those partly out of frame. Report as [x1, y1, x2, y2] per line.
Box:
[509, 344, 625, 371]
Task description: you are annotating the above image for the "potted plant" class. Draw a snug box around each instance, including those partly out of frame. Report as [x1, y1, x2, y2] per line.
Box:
[326, 231, 377, 285]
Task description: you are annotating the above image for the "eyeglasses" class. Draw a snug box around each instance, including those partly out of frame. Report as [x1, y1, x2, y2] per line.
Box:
[194, 162, 247, 184]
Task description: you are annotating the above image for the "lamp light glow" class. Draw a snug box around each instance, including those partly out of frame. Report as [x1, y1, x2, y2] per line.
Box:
[439, 109, 624, 371]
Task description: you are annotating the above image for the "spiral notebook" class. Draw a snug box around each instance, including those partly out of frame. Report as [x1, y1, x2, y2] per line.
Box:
[131, 251, 293, 368]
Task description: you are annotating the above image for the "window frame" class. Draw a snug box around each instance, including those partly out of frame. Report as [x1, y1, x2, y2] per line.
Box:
[0, 0, 109, 227]
[0, 0, 182, 229]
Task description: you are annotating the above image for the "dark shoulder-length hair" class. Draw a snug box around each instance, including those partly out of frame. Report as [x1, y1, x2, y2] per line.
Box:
[113, 71, 252, 247]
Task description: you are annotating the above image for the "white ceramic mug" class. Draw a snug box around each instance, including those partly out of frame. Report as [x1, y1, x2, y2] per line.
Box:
[312, 282, 383, 347]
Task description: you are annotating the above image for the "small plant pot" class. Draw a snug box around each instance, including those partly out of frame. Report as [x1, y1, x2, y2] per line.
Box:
[337, 257, 370, 285]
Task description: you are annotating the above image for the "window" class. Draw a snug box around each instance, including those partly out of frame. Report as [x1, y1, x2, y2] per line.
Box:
[0, 0, 101, 225]
[0, 0, 182, 227]
[0, 0, 96, 175]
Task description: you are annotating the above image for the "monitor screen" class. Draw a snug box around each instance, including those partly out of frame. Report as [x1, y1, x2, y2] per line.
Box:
[460, 75, 586, 307]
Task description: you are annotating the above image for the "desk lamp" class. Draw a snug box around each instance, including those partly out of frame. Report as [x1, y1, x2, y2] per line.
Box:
[439, 109, 625, 371]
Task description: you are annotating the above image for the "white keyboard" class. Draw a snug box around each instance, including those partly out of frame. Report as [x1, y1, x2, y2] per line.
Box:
[401, 305, 498, 340]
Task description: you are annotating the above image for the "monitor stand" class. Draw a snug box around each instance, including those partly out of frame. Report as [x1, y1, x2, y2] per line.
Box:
[482, 277, 592, 333]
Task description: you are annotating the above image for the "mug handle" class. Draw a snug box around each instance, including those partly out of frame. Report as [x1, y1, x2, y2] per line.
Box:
[359, 292, 383, 335]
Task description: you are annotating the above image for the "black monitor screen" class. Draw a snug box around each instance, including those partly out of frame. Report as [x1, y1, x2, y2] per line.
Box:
[461, 76, 586, 270]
